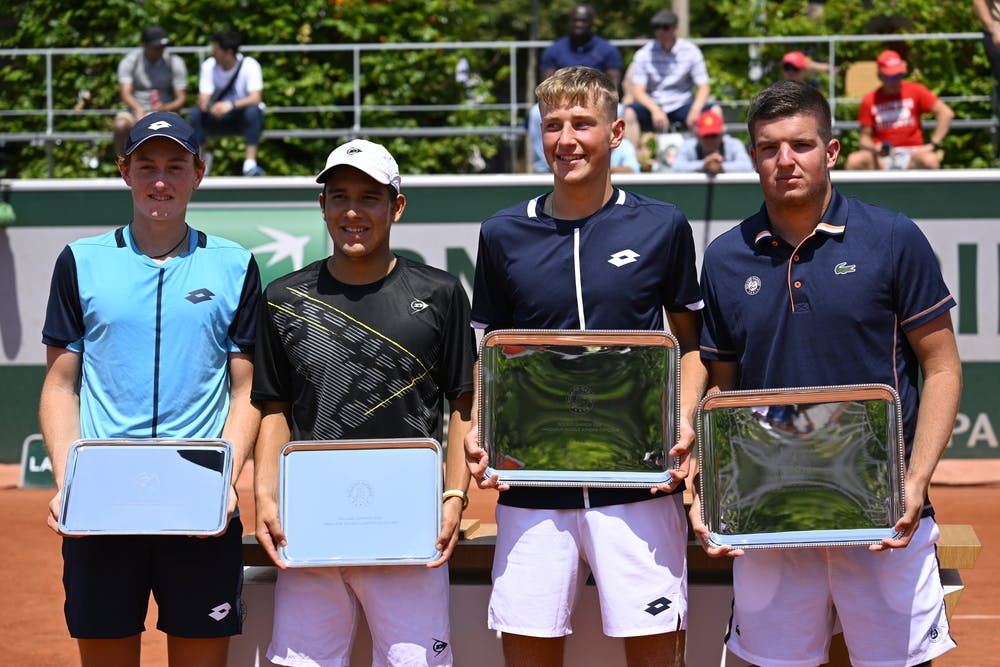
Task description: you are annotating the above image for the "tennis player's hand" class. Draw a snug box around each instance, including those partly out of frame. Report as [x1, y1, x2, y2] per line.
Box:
[428, 496, 464, 568]
[871, 479, 924, 551]
[464, 426, 507, 491]
[255, 504, 288, 569]
[689, 490, 744, 558]
[653, 418, 695, 494]
[46, 490, 63, 535]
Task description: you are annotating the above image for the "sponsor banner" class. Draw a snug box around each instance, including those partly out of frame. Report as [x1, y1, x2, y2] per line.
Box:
[2, 188, 998, 460]
[20, 434, 54, 488]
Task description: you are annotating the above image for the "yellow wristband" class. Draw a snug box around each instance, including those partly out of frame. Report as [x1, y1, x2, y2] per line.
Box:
[442, 489, 469, 510]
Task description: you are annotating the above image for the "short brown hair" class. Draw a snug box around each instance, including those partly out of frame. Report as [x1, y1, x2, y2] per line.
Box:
[535, 66, 618, 122]
[746, 80, 833, 146]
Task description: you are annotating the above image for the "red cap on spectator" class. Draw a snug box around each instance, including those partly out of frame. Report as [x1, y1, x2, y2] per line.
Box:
[876, 50, 907, 76]
[782, 51, 808, 70]
[695, 110, 724, 137]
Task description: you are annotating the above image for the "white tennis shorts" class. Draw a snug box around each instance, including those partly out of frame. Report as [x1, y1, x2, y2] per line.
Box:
[726, 518, 956, 667]
[488, 494, 688, 638]
[267, 564, 452, 667]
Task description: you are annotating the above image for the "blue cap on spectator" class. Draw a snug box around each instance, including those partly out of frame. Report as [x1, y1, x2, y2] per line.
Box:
[124, 112, 199, 156]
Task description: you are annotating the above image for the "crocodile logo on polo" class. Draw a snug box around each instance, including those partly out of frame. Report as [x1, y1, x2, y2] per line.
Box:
[834, 261, 856, 275]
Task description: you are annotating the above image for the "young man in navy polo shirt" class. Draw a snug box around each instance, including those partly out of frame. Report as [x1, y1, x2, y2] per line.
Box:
[692, 80, 960, 667]
[466, 66, 704, 667]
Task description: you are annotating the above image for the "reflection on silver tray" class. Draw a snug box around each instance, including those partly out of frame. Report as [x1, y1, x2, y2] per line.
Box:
[479, 329, 679, 487]
[697, 385, 905, 548]
[279, 439, 442, 566]
[58, 439, 233, 536]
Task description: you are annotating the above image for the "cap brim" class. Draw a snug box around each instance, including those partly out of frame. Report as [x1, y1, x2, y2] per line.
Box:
[125, 134, 198, 156]
[315, 162, 393, 187]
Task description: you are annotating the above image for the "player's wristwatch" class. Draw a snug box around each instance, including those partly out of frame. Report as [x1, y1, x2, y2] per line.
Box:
[929, 140, 940, 150]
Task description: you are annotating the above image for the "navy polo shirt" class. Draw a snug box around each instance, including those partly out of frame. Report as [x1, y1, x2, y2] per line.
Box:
[700, 189, 955, 515]
[541, 35, 623, 74]
[473, 188, 702, 509]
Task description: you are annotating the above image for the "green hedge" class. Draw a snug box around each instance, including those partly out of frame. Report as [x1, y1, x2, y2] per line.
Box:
[0, 0, 995, 178]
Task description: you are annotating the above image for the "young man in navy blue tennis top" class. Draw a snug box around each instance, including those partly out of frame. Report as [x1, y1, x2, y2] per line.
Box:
[465, 65, 705, 667]
[39, 112, 262, 667]
[692, 80, 960, 667]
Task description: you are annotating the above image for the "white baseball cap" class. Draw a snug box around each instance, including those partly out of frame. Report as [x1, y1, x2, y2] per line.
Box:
[315, 139, 401, 193]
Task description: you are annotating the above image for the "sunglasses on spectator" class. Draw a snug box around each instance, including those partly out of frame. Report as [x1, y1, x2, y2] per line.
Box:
[653, 23, 676, 30]
[882, 73, 904, 81]
[782, 63, 802, 72]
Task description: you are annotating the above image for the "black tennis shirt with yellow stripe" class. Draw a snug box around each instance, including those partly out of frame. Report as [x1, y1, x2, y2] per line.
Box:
[252, 256, 476, 443]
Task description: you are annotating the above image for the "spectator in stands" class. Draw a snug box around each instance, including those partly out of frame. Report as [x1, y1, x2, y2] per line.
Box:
[671, 109, 752, 174]
[113, 25, 188, 157]
[529, 4, 623, 173]
[844, 49, 953, 170]
[40, 112, 261, 667]
[252, 139, 474, 667]
[189, 30, 265, 176]
[780, 50, 835, 87]
[622, 9, 713, 152]
[610, 138, 642, 173]
[973, 0, 1000, 85]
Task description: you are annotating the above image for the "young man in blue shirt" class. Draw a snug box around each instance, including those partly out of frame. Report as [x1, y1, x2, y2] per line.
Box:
[692, 80, 960, 667]
[40, 112, 261, 667]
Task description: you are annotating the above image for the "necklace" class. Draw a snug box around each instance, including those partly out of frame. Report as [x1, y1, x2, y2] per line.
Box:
[146, 225, 189, 259]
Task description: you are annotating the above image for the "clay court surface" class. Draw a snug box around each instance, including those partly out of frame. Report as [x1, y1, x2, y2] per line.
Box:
[2, 460, 997, 667]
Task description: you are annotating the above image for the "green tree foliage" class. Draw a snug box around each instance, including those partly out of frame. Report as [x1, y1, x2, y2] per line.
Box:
[0, 0, 994, 178]
[0, 0, 510, 178]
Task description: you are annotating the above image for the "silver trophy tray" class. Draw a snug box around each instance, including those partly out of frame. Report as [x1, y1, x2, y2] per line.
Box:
[479, 329, 679, 488]
[278, 439, 442, 567]
[58, 438, 233, 536]
[697, 384, 906, 549]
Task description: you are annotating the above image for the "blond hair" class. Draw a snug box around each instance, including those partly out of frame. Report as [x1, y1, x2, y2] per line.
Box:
[535, 66, 618, 121]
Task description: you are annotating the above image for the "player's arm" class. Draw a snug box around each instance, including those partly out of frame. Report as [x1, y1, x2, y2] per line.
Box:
[254, 401, 292, 568]
[429, 391, 474, 568]
[874, 311, 961, 551]
[221, 352, 261, 518]
[653, 309, 705, 494]
[688, 359, 745, 558]
[38, 346, 82, 534]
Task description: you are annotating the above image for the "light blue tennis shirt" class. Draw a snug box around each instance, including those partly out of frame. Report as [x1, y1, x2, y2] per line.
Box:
[42, 225, 260, 440]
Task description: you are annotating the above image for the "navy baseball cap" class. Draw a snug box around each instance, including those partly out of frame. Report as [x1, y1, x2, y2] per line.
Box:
[124, 112, 199, 156]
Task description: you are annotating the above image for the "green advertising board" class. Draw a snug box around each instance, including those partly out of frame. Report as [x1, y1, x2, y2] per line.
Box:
[2, 171, 998, 462]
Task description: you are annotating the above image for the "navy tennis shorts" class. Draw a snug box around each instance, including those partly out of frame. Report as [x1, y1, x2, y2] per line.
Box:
[62, 516, 244, 639]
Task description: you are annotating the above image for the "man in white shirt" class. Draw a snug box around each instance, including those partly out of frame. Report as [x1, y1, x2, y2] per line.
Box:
[189, 30, 265, 176]
[623, 9, 713, 151]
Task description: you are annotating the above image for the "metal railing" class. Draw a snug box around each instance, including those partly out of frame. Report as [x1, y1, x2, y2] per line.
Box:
[1, 31, 994, 167]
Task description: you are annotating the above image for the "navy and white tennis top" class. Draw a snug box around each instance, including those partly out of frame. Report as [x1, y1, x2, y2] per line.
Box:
[472, 187, 703, 509]
[42, 225, 261, 440]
